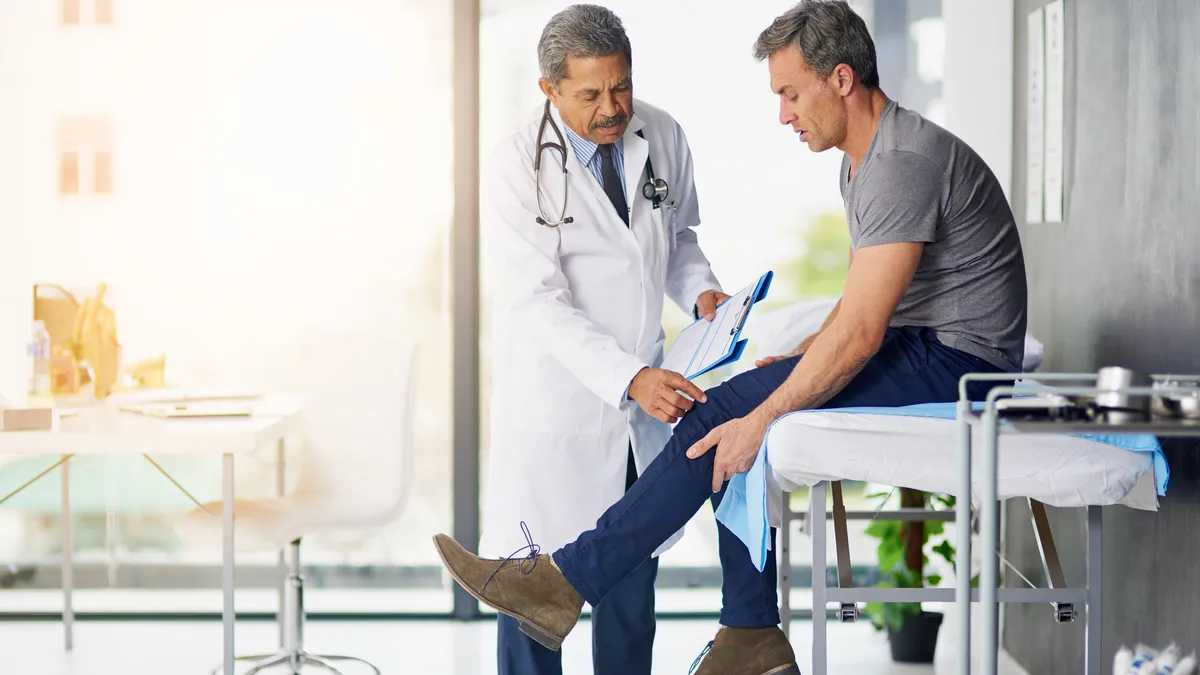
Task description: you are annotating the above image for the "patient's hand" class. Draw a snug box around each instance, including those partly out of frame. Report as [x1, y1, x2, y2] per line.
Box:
[685, 411, 773, 492]
[755, 346, 803, 368]
[629, 367, 708, 424]
[755, 335, 814, 368]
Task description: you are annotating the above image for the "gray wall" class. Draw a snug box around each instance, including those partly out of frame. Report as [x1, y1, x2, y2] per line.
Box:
[1006, 0, 1200, 671]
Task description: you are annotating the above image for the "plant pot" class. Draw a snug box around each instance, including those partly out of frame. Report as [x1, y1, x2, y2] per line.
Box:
[887, 611, 943, 663]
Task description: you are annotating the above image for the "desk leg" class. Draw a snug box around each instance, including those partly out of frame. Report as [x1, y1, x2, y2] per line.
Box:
[222, 452, 235, 675]
[277, 437, 286, 648]
[61, 454, 73, 652]
[980, 412, 1000, 675]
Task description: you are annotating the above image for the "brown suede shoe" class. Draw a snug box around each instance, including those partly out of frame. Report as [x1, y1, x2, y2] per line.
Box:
[689, 626, 801, 675]
[433, 533, 584, 651]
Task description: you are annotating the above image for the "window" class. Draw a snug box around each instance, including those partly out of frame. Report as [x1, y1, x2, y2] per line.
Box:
[58, 118, 114, 196]
[61, 0, 112, 25]
[3, 1, 455, 616]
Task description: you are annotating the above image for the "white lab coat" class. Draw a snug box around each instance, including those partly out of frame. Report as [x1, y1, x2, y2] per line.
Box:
[480, 99, 722, 558]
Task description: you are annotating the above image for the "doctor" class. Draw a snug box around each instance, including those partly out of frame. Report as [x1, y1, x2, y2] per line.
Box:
[480, 4, 727, 675]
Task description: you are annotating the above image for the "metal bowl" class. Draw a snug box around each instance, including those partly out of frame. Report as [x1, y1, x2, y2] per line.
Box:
[1150, 392, 1200, 422]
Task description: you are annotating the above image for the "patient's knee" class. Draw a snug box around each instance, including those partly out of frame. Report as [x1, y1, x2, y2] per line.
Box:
[672, 386, 732, 444]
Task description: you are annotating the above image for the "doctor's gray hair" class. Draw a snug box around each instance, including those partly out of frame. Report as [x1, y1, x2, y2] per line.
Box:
[752, 0, 879, 89]
[537, 4, 632, 90]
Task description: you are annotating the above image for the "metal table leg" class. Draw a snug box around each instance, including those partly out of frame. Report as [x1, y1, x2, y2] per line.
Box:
[61, 454, 73, 652]
[811, 483, 827, 675]
[222, 452, 235, 675]
[980, 410, 1000, 675]
[1085, 506, 1102, 675]
[779, 498, 792, 638]
[830, 482, 856, 622]
[955, 409, 972, 675]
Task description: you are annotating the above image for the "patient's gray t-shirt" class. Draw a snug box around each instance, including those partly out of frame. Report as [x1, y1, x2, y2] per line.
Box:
[840, 99, 1027, 371]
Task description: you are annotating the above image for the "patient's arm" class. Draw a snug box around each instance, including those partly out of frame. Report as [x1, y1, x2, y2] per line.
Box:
[794, 298, 841, 353]
[754, 299, 840, 367]
[758, 242, 921, 416]
[755, 250, 852, 367]
[686, 243, 922, 491]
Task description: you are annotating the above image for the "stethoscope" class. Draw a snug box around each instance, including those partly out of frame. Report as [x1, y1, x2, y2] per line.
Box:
[534, 100, 670, 228]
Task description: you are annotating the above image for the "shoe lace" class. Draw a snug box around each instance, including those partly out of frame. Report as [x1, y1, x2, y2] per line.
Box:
[481, 521, 542, 593]
[688, 640, 714, 675]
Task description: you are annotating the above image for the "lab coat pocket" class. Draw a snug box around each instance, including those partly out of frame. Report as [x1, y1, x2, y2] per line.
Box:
[505, 372, 607, 437]
[655, 207, 675, 272]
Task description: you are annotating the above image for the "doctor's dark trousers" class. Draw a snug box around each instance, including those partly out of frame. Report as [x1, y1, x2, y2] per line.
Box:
[553, 326, 1007, 628]
[497, 446, 658, 675]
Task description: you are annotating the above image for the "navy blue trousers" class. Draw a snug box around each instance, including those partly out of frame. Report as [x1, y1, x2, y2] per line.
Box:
[554, 327, 1005, 627]
[498, 448, 658, 675]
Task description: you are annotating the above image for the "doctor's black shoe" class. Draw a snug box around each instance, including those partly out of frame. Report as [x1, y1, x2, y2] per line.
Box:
[432, 533, 584, 651]
[688, 626, 800, 675]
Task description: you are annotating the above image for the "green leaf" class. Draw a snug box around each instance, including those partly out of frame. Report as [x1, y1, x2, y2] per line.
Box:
[925, 521, 945, 538]
[931, 494, 956, 510]
[864, 520, 898, 539]
[877, 543, 903, 577]
[892, 566, 923, 588]
[863, 601, 886, 632]
[882, 603, 904, 632]
[927, 574, 943, 587]
[932, 540, 956, 566]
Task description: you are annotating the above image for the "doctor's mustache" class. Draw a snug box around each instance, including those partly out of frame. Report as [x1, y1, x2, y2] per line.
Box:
[591, 114, 627, 130]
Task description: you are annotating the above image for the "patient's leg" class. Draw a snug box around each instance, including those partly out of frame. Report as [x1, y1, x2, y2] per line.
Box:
[555, 326, 1007, 613]
[553, 353, 799, 607]
[431, 326, 1008, 650]
[712, 498, 780, 627]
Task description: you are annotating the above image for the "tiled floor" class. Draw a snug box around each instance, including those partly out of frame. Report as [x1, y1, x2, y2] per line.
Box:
[5, 612, 1028, 675]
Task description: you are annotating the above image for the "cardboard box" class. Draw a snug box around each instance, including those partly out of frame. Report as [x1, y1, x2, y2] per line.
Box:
[1, 408, 53, 431]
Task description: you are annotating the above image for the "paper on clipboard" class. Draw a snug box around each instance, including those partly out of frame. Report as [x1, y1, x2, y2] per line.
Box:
[661, 271, 773, 380]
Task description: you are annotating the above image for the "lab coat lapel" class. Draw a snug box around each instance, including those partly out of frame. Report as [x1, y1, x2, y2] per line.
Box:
[621, 114, 649, 218]
[549, 105, 635, 240]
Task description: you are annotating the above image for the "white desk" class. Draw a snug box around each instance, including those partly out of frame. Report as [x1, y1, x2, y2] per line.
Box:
[0, 397, 302, 675]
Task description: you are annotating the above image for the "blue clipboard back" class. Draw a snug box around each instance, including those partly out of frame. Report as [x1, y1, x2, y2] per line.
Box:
[677, 270, 773, 379]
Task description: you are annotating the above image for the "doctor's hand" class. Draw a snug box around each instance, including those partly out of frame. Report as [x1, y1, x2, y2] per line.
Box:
[695, 290, 731, 322]
[685, 411, 773, 493]
[628, 367, 708, 424]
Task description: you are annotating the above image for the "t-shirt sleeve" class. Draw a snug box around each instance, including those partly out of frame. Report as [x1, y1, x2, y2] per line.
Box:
[854, 151, 945, 248]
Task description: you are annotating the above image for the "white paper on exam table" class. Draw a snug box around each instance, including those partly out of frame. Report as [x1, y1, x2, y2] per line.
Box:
[660, 272, 773, 380]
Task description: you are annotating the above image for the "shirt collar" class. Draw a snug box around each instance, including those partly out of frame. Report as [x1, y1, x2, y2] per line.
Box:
[559, 115, 623, 169]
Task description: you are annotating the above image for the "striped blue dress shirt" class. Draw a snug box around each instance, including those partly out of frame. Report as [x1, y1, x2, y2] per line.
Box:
[562, 124, 627, 202]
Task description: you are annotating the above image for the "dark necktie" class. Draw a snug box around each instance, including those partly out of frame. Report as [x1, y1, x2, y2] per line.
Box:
[598, 143, 628, 227]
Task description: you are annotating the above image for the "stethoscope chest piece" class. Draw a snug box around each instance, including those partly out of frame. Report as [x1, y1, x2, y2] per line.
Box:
[642, 177, 668, 207]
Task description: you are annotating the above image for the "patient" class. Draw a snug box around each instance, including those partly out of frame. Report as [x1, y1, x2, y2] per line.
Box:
[435, 1, 1027, 673]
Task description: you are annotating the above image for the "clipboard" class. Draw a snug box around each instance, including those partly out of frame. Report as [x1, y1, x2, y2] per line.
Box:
[661, 271, 773, 380]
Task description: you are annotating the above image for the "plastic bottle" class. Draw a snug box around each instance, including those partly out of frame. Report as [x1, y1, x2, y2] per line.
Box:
[1175, 654, 1197, 675]
[1156, 644, 1181, 674]
[1131, 645, 1159, 674]
[26, 320, 51, 397]
[1115, 646, 1135, 675]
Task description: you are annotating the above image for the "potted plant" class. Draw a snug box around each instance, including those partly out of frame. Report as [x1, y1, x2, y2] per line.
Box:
[862, 488, 966, 663]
